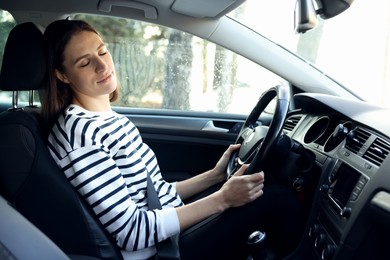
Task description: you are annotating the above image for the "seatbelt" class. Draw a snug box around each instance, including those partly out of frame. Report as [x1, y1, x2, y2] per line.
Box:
[146, 172, 181, 260]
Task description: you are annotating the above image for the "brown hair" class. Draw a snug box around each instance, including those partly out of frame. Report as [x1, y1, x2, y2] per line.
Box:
[41, 19, 119, 132]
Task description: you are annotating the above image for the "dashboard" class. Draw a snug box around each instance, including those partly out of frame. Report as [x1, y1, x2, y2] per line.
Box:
[285, 93, 390, 260]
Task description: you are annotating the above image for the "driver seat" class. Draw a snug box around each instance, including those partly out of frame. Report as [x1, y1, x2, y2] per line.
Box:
[0, 22, 122, 259]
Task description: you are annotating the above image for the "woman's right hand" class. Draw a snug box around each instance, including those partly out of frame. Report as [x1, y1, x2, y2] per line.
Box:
[176, 164, 265, 231]
[218, 164, 265, 209]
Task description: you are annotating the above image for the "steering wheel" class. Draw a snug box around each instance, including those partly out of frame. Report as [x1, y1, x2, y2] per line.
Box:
[227, 84, 290, 178]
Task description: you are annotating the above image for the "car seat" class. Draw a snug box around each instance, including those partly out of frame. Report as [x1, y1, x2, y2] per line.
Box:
[0, 22, 123, 259]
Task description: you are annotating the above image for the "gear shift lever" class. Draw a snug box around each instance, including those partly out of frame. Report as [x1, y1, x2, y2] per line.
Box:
[247, 231, 272, 260]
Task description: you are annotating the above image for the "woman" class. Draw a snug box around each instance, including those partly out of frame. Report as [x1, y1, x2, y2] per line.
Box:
[42, 19, 304, 260]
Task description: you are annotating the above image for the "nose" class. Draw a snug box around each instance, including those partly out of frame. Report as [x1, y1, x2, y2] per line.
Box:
[95, 55, 109, 73]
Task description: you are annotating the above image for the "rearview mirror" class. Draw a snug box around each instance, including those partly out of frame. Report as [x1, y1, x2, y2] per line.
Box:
[294, 0, 318, 34]
[294, 0, 355, 34]
[318, 0, 354, 19]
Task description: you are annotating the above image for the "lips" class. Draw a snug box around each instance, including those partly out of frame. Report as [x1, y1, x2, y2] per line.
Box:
[97, 73, 113, 84]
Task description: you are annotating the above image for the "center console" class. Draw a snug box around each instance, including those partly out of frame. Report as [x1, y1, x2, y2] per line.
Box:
[307, 159, 369, 260]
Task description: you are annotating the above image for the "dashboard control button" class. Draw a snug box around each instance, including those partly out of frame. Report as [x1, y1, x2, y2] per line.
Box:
[320, 184, 330, 193]
[315, 233, 327, 249]
[309, 224, 321, 238]
[340, 207, 352, 218]
[322, 244, 337, 260]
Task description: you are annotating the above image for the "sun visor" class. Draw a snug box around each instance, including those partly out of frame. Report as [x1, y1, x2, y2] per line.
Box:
[171, 0, 246, 19]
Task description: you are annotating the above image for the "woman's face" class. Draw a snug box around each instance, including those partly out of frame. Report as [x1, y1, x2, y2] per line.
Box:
[56, 30, 117, 102]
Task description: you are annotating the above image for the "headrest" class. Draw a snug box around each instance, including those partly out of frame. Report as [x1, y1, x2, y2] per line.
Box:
[0, 22, 46, 91]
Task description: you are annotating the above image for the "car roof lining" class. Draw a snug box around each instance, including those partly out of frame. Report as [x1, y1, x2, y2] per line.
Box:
[170, 0, 246, 18]
[1, 0, 246, 22]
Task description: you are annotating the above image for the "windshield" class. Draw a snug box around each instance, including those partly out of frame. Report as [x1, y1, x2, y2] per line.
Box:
[229, 0, 390, 108]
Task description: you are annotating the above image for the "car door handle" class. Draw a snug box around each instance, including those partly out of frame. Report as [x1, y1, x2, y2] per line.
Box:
[202, 121, 229, 133]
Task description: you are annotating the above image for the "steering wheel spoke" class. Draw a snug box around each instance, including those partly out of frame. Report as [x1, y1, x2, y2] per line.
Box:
[226, 84, 291, 177]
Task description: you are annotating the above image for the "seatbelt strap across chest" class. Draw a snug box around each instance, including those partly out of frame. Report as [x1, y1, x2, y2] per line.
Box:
[146, 172, 180, 260]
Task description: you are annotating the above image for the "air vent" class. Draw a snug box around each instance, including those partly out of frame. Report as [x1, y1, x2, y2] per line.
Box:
[363, 138, 390, 166]
[283, 116, 302, 132]
[345, 127, 370, 154]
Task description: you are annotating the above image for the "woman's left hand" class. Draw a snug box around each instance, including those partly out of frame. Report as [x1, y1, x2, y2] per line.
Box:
[212, 144, 241, 183]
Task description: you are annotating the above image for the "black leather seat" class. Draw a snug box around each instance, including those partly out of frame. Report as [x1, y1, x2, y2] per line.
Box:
[0, 195, 69, 259]
[0, 22, 122, 259]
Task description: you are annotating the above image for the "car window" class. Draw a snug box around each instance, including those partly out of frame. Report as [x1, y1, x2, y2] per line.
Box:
[0, 10, 15, 70]
[0, 10, 17, 103]
[229, 0, 390, 108]
[72, 14, 283, 115]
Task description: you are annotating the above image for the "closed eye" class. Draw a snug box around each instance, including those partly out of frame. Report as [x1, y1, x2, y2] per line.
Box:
[80, 60, 90, 67]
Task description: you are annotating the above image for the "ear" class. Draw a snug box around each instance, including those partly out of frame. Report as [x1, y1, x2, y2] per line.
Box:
[55, 69, 70, 84]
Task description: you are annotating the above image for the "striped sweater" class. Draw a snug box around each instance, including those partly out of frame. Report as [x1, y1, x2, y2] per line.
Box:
[47, 105, 183, 258]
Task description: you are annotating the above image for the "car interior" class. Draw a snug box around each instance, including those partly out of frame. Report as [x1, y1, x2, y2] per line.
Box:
[0, 0, 390, 260]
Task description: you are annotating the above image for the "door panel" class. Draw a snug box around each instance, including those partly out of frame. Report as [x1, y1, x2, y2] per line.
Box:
[118, 108, 248, 182]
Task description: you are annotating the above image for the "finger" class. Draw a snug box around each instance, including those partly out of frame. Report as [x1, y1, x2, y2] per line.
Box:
[252, 187, 264, 200]
[233, 163, 249, 177]
[250, 182, 264, 196]
[252, 171, 265, 182]
[226, 143, 241, 154]
[249, 180, 264, 192]
[256, 183, 264, 191]
[230, 143, 241, 150]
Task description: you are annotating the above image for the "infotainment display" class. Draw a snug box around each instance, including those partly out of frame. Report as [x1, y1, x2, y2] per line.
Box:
[330, 163, 360, 207]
